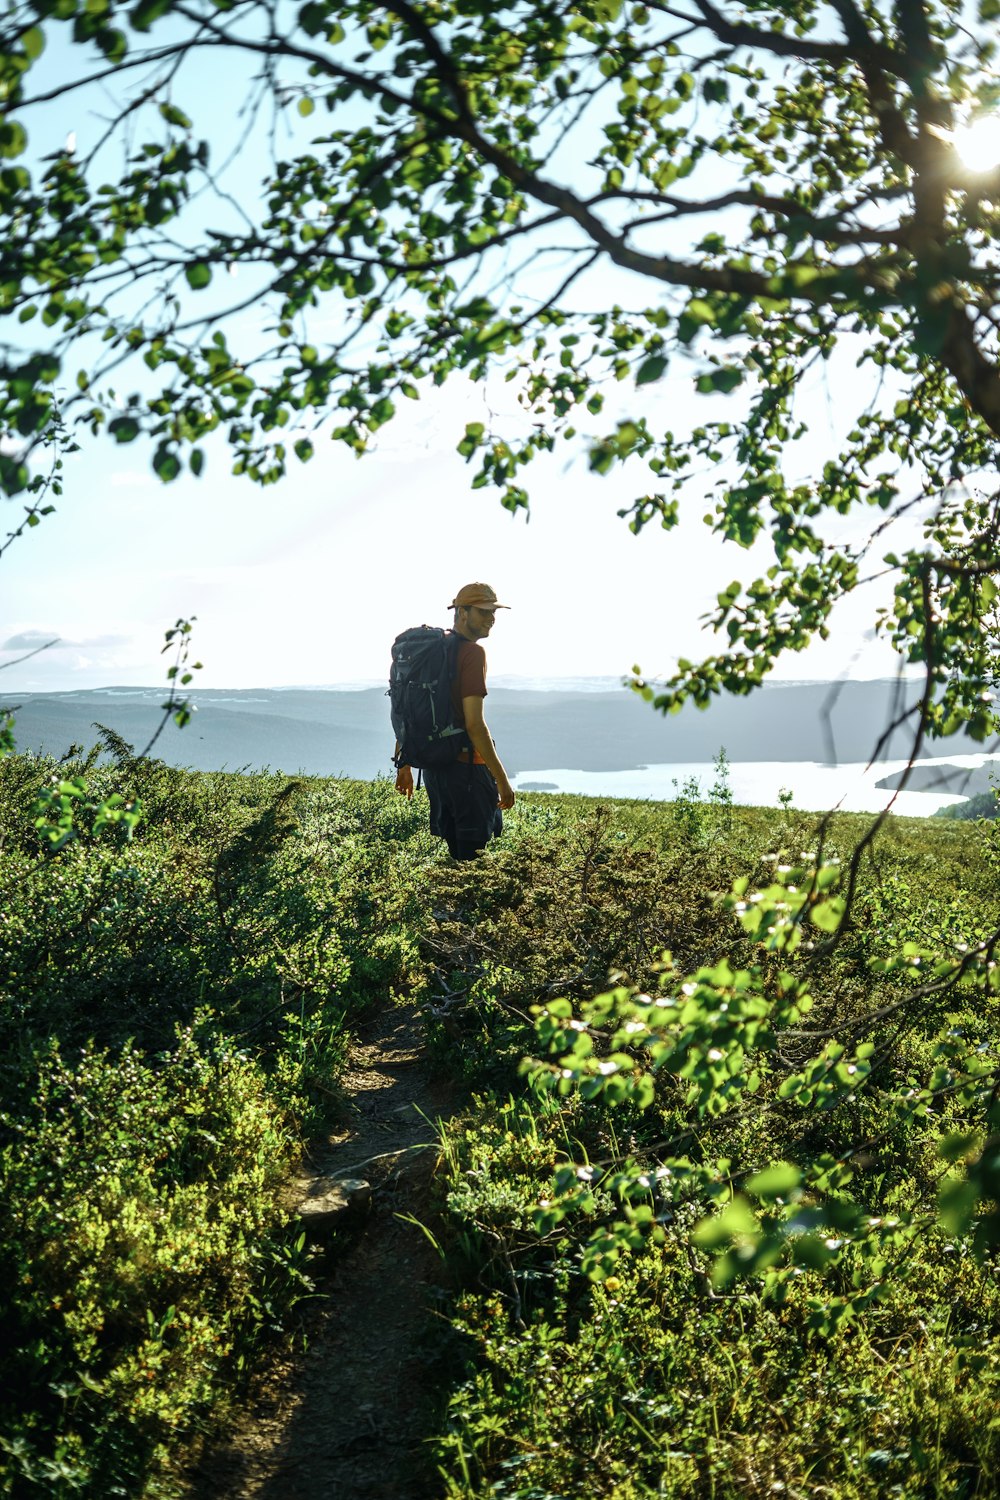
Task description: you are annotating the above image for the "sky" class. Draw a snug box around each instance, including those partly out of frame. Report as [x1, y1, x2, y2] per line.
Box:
[0, 13, 923, 696]
[0, 362, 910, 693]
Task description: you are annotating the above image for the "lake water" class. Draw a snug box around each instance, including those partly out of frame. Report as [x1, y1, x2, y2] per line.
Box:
[511, 755, 1000, 818]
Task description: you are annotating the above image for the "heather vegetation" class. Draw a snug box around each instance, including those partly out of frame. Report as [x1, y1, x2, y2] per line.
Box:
[3, 742, 1000, 1498]
[0, 741, 429, 1496]
[429, 793, 1000, 1498]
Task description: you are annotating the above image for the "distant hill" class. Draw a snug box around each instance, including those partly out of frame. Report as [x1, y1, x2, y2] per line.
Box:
[1, 679, 990, 779]
[876, 762, 1000, 798]
[933, 790, 998, 820]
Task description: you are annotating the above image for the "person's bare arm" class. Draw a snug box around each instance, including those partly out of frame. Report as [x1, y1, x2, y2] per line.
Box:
[393, 741, 413, 798]
[462, 696, 515, 810]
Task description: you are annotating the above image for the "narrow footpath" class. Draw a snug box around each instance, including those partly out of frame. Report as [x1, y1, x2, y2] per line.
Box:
[185, 1002, 456, 1500]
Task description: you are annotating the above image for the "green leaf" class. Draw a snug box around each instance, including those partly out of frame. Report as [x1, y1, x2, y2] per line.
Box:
[695, 367, 743, 395]
[588, 442, 615, 475]
[130, 0, 172, 32]
[159, 101, 192, 129]
[109, 416, 140, 444]
[636, 355, 668, 385]
[692, 1196, 757, 1248]
[0, 122, 27, 159]
[299, 1, 326, 34]
[185, 261, 212, 290]
[687, 299, 715, 325]
[22, 27, 46, 60]
[810, 896, 845, 933]
[97, 26, 128, 62]
[939, 1132, 978, 1164]
[939, 1177, 978, 1236]
[791, 1234, 838, 1270]
[678, 299, 716, 344]
[153, 445, 181, 482]
[746, 1162, 802, 1201]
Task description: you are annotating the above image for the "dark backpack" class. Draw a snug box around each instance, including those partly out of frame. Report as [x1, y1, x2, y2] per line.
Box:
[389, 626, 470, 769]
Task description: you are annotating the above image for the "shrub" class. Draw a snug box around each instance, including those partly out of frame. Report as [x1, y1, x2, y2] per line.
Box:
[0, 753, 436, 1496]
[0, 1031, 303, 1497]
[428, 795, 1000, 1499]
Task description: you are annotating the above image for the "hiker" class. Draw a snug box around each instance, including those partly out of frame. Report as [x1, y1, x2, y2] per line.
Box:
[393, 582, 516, 860]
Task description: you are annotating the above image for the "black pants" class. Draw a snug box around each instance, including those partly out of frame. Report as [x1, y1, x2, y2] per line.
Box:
[423, 762, 503, 860]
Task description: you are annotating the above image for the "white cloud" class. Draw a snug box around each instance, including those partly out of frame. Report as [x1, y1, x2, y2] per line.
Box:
[2, 629, 64, 651]
[2, 629, 130, 652]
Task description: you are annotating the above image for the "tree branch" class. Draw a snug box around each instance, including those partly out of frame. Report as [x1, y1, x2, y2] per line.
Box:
[692, 0, 901, 71]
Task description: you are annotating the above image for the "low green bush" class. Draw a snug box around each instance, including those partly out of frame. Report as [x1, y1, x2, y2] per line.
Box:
[7, 742, 1000, 1499]
[0, 751, 438, 1497]
[427, 795, 1000, 1499]
[0, 1031, 302, 1496]
[439, 1239, 1000, 1499]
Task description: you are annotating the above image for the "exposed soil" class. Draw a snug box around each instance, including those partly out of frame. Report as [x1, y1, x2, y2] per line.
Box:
[184, 1002, 457, 1500]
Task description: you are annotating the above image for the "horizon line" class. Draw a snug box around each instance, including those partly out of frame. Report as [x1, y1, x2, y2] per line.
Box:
[3, 672, 922, 695]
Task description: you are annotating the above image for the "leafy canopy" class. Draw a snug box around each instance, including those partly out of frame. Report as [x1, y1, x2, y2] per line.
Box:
[1, 0, 1000, 728]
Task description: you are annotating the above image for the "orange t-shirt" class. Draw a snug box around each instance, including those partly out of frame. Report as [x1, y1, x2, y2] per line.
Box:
[452, 637, 487, 764]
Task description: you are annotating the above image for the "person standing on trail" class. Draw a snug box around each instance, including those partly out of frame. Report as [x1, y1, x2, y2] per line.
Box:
[394, 582, 516, 860]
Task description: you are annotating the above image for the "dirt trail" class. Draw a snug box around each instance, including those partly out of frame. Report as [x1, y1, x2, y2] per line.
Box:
[185, 1002, 455, 1500]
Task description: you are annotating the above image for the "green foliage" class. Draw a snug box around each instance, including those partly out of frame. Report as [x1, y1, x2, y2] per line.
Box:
[7, 748, 1000, 1496]
[427, 790, 1000, 1498]
[936, 784, 1000, 821]
[419, 798, 739, 1088]
[438, 1242, 1000, 1499]
[709, 745, 733, 813]
[0, 753, 437, 1496]
[2, 620, 203, 869]
[666, 747, 734, 846]
[32, 774, 142, 852]
[0, 1032, 301, 1496]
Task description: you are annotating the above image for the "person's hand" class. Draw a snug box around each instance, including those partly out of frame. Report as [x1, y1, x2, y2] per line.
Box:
[395, 765, 414, 799]
[496, 775, 515, 811]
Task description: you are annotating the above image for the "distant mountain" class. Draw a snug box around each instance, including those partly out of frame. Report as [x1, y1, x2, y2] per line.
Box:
[876, 762, 1000, 798]
[1, 679, 989, 779]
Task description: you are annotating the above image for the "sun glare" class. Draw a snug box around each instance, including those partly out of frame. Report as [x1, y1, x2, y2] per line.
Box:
[953, 114, 1000, 174]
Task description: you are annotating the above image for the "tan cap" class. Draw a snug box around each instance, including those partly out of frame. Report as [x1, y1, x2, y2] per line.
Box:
[449, 582, 510, 610]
